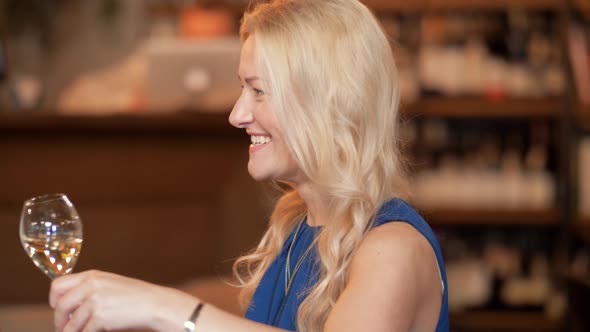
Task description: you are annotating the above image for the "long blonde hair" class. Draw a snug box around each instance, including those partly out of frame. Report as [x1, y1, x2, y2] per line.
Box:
[232, 0, 406, 330]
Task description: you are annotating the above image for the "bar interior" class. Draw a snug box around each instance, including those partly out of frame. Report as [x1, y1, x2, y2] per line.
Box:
[0, 0, 590, 331]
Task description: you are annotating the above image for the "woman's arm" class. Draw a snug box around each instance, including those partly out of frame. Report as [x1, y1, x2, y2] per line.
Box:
[49, 271, 286, 332]
[190, 302, 286, 332]
[324, 222, 443, 332]
[50, 222, 442, 332]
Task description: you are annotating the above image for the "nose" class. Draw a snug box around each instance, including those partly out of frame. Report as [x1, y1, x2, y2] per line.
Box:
[229, 92, 254, 128]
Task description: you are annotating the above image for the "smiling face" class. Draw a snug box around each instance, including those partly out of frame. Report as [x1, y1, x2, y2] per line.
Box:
[229, 37, 305, 184]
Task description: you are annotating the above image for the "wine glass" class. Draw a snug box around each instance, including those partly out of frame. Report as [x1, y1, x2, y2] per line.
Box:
[19, 193, 83, 279]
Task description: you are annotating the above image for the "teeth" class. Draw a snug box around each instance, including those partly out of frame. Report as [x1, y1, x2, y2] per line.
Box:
[250, 135, 270, 145]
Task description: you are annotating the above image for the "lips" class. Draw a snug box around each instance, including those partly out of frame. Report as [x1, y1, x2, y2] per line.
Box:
[248, 133, 271, 153]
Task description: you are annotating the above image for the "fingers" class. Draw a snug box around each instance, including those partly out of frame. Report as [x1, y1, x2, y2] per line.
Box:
[62, 299, 93, 332]
[81, 318, 101, 332]
[49, 270, 180, 332]
[51, 270, 106, 332]
[54, 283, 96, 332]
[50, 270, 98, 308]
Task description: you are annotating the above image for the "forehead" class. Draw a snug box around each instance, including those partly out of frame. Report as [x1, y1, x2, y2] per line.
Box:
[239, 37, 257, 72]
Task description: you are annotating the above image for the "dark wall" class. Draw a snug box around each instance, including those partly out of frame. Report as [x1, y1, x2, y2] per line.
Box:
[0, 113, 272, 304]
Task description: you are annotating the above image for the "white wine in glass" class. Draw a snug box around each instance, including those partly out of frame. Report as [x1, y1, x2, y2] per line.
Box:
[20, 194, 83, 279]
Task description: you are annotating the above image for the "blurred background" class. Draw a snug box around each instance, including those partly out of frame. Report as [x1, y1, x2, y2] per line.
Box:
[0, 0, 589, 331]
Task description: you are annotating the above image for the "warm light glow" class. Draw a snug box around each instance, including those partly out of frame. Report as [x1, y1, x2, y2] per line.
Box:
[49, 257, 56, 264]
[56, 264, 63, 271]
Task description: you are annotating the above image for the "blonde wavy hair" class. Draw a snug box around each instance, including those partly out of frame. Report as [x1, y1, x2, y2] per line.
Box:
[232, 0, 407, 330]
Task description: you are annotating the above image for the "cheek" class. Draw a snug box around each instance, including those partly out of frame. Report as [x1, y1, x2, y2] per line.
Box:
[280, 145, 300, 172]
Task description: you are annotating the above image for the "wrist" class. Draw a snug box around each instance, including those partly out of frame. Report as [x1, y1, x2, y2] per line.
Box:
[152, 288, 201, 332]
[183, 302, 205, 332]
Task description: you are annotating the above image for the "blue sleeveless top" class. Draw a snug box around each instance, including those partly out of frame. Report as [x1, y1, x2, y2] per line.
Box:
[245, 198, 449, 331]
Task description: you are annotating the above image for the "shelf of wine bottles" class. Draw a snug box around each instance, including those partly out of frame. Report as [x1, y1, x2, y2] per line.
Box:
[422, 208, 560, 226]
[364, 0, 561, 12]
[402, 98, 562, 119]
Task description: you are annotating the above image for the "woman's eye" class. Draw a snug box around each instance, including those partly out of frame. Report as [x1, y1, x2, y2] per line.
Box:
[253, 88, 264, 96]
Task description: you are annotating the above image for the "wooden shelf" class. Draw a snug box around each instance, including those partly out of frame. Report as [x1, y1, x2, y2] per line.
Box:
[214, 0, 561, 15]
[364, 0, 560, 12]
[0, 111, 239, 136]
[428, 0, 560, 11]
[402, 97, 562, 118]
[203, 0, 426, 15]
[451, 310, 562, 332]
[361, 0, 426, 13]
[420, 207, 560, 226]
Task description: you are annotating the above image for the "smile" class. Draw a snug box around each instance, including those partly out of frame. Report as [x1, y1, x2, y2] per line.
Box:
[250, 135, 271, 145]
[249, 135, 271, 153]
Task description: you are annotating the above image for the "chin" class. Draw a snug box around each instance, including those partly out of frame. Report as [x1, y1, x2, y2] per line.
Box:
[248, 172, 270, 182]
[247, 164, 271, 182]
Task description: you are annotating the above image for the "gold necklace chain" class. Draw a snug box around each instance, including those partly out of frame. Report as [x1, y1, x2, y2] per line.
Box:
[284, 219, 319, 296]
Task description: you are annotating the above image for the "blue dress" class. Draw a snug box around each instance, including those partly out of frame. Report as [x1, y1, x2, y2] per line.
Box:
[245, 198, 449, 331]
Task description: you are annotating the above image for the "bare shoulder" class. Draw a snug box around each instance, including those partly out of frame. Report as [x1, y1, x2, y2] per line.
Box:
[348, 221, 441, 296]
[326, 222, 443, 331]
[352, 222, 435, 270]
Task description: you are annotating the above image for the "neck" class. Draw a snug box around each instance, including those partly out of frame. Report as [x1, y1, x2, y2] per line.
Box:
[295, 182, 329, 227]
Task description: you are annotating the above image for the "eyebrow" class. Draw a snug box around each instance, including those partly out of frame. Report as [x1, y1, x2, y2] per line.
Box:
[238, 75, 260, 84]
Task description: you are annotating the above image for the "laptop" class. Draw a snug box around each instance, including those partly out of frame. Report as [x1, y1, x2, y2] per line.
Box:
[146, 37, 241, 113]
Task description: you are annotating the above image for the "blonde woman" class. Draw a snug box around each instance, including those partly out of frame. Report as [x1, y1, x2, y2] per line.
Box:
[49, 0, 448, 331]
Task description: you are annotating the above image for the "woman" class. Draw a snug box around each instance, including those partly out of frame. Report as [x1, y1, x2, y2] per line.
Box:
[50, 0, 449, 331]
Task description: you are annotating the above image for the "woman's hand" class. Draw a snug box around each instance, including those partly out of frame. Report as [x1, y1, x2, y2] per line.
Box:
[49, 270, 199, 332]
